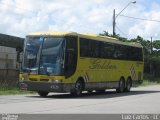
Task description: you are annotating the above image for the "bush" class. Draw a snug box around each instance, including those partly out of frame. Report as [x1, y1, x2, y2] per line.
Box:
[144, 56, 160, 78]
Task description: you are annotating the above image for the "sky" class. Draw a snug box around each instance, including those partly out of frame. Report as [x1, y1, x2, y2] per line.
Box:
[0, 0, 160, 40]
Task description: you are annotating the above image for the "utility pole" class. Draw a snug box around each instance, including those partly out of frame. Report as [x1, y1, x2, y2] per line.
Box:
[113, 9, 116, 36]
[112, 1, 136, 36]
[151, 37, 153, 55]
[150, 37, 153, 76]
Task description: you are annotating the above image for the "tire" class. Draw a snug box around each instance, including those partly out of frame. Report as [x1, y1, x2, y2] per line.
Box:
[38, 91, 49, 97]
[125, 78, 132, 92]
[71, 80, 83, 96]
[116, 78, 125, 93]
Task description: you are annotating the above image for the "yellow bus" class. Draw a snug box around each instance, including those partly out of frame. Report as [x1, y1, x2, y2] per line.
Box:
[19, 32, 144, 96]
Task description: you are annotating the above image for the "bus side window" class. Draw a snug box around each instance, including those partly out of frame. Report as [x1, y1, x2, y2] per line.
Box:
[65, 36, 78, 78]
[80, 38, 90, 57]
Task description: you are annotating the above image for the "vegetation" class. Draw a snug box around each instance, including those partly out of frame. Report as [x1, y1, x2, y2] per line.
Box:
[141, 80, 160, 87]
[0, 85, 35, 95]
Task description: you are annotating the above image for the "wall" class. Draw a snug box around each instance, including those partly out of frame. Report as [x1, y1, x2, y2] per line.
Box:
[0, 69, 19, 86]
[0, 46, 17, 69]
[0, 46, 18, 86]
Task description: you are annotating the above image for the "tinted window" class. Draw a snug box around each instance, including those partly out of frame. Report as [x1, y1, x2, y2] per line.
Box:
[80, 38, 143, 61]
[65, 36, 78, 78]
[80, 38, 101, 58]
[40, 37, 65, 75]
[80, 38, 90, 57]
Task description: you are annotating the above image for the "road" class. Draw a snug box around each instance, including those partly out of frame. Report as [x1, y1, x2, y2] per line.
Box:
[0, 85, 160, 114]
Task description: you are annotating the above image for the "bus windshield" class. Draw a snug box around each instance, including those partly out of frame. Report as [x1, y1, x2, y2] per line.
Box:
[23, 36, 65, 75]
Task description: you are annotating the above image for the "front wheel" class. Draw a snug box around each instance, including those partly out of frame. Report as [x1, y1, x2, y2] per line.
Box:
[71, 80, 83, 96]
[38, 91, 49, 97]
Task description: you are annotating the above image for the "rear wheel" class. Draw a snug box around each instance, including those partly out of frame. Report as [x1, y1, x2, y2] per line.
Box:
[116, 78, 125, 93]
[38, 91, 49, 97]
[125, 78, 132, 92]
[71, 80, 84, 96]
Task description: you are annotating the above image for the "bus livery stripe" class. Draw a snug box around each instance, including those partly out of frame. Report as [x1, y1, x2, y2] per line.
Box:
[130, 65, 136, 80]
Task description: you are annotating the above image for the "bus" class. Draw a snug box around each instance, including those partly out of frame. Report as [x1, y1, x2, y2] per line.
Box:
[19, 32, 144, 96]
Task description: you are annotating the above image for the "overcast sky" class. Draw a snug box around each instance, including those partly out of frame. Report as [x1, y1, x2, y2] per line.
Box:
[0, 0, 160, 40]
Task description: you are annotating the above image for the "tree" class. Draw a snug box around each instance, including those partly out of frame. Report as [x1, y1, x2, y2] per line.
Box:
[153, 40, 160, 50]
[99, 31, 128, 42]
[99, 31, 111, 37]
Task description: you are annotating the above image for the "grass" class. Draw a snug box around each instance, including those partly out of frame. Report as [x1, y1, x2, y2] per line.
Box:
[141, 80, 160, 87]
[141, 74, 160, 86]
[0, 85, 35, 95]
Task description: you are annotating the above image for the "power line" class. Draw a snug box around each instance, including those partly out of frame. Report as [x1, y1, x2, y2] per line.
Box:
[119, 14, 160, 23]
[115, 25, 128, 38]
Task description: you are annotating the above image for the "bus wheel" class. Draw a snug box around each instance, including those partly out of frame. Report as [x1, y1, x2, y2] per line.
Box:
[38, 91, 49, 97]
[125, 78, 132, 92]
[116, 78, 125, 93]
[71, 80, 83, 96]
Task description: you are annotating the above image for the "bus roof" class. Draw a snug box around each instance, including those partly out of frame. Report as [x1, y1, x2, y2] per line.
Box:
[28, 32, 143, 48]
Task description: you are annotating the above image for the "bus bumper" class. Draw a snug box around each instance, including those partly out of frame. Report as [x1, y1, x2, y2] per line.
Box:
[19, 81, 74, 93]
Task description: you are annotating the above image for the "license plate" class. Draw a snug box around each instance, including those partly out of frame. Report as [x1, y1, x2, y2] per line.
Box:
[20, 83, 28, 90]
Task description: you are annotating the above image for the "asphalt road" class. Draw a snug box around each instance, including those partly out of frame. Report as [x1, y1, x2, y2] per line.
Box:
[0, 85, 160, 114]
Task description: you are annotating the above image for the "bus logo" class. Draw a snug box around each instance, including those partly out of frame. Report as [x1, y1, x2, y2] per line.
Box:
[89, 59, 117, 70]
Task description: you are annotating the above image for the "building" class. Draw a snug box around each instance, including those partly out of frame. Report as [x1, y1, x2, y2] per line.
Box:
[0, 46, 17, 69]
[0, 33, 24, 86]
[0, 33, 24, 69]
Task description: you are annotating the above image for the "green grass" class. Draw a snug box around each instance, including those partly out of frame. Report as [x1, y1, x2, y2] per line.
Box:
[141, 80, 160, 87]
[0, 85, 35, 95]
[141, 74, 160, 86]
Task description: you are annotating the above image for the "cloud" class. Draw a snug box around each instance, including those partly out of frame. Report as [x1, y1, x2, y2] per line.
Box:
[0, 0, 160, 40]
[128, 2, 160, 40]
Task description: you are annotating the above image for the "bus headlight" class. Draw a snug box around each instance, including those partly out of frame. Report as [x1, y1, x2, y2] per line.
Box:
[53, 80, 62, 83]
